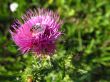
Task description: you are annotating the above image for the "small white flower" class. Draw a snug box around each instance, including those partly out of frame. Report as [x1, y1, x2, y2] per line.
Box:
[10, 2, 18, 12]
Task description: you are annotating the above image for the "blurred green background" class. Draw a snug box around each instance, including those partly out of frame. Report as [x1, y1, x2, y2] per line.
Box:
[0, 0, 110, 82]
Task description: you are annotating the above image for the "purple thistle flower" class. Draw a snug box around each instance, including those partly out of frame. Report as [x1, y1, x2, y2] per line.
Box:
[10, 8, 62, 55]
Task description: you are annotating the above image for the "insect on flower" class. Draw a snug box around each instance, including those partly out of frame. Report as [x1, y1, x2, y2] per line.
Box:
[31, 24, 41, 32]
[30, 24, 45, 36]
[10, 8, 62, 55]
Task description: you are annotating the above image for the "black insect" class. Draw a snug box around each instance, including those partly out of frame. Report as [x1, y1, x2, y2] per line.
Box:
[30, 24, 42, 32]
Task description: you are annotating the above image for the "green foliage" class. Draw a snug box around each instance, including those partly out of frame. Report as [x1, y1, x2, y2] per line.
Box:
[0, 0, 110, 82]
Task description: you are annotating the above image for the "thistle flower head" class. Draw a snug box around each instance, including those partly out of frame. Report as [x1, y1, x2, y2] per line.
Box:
[10, 8, 62, 55]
